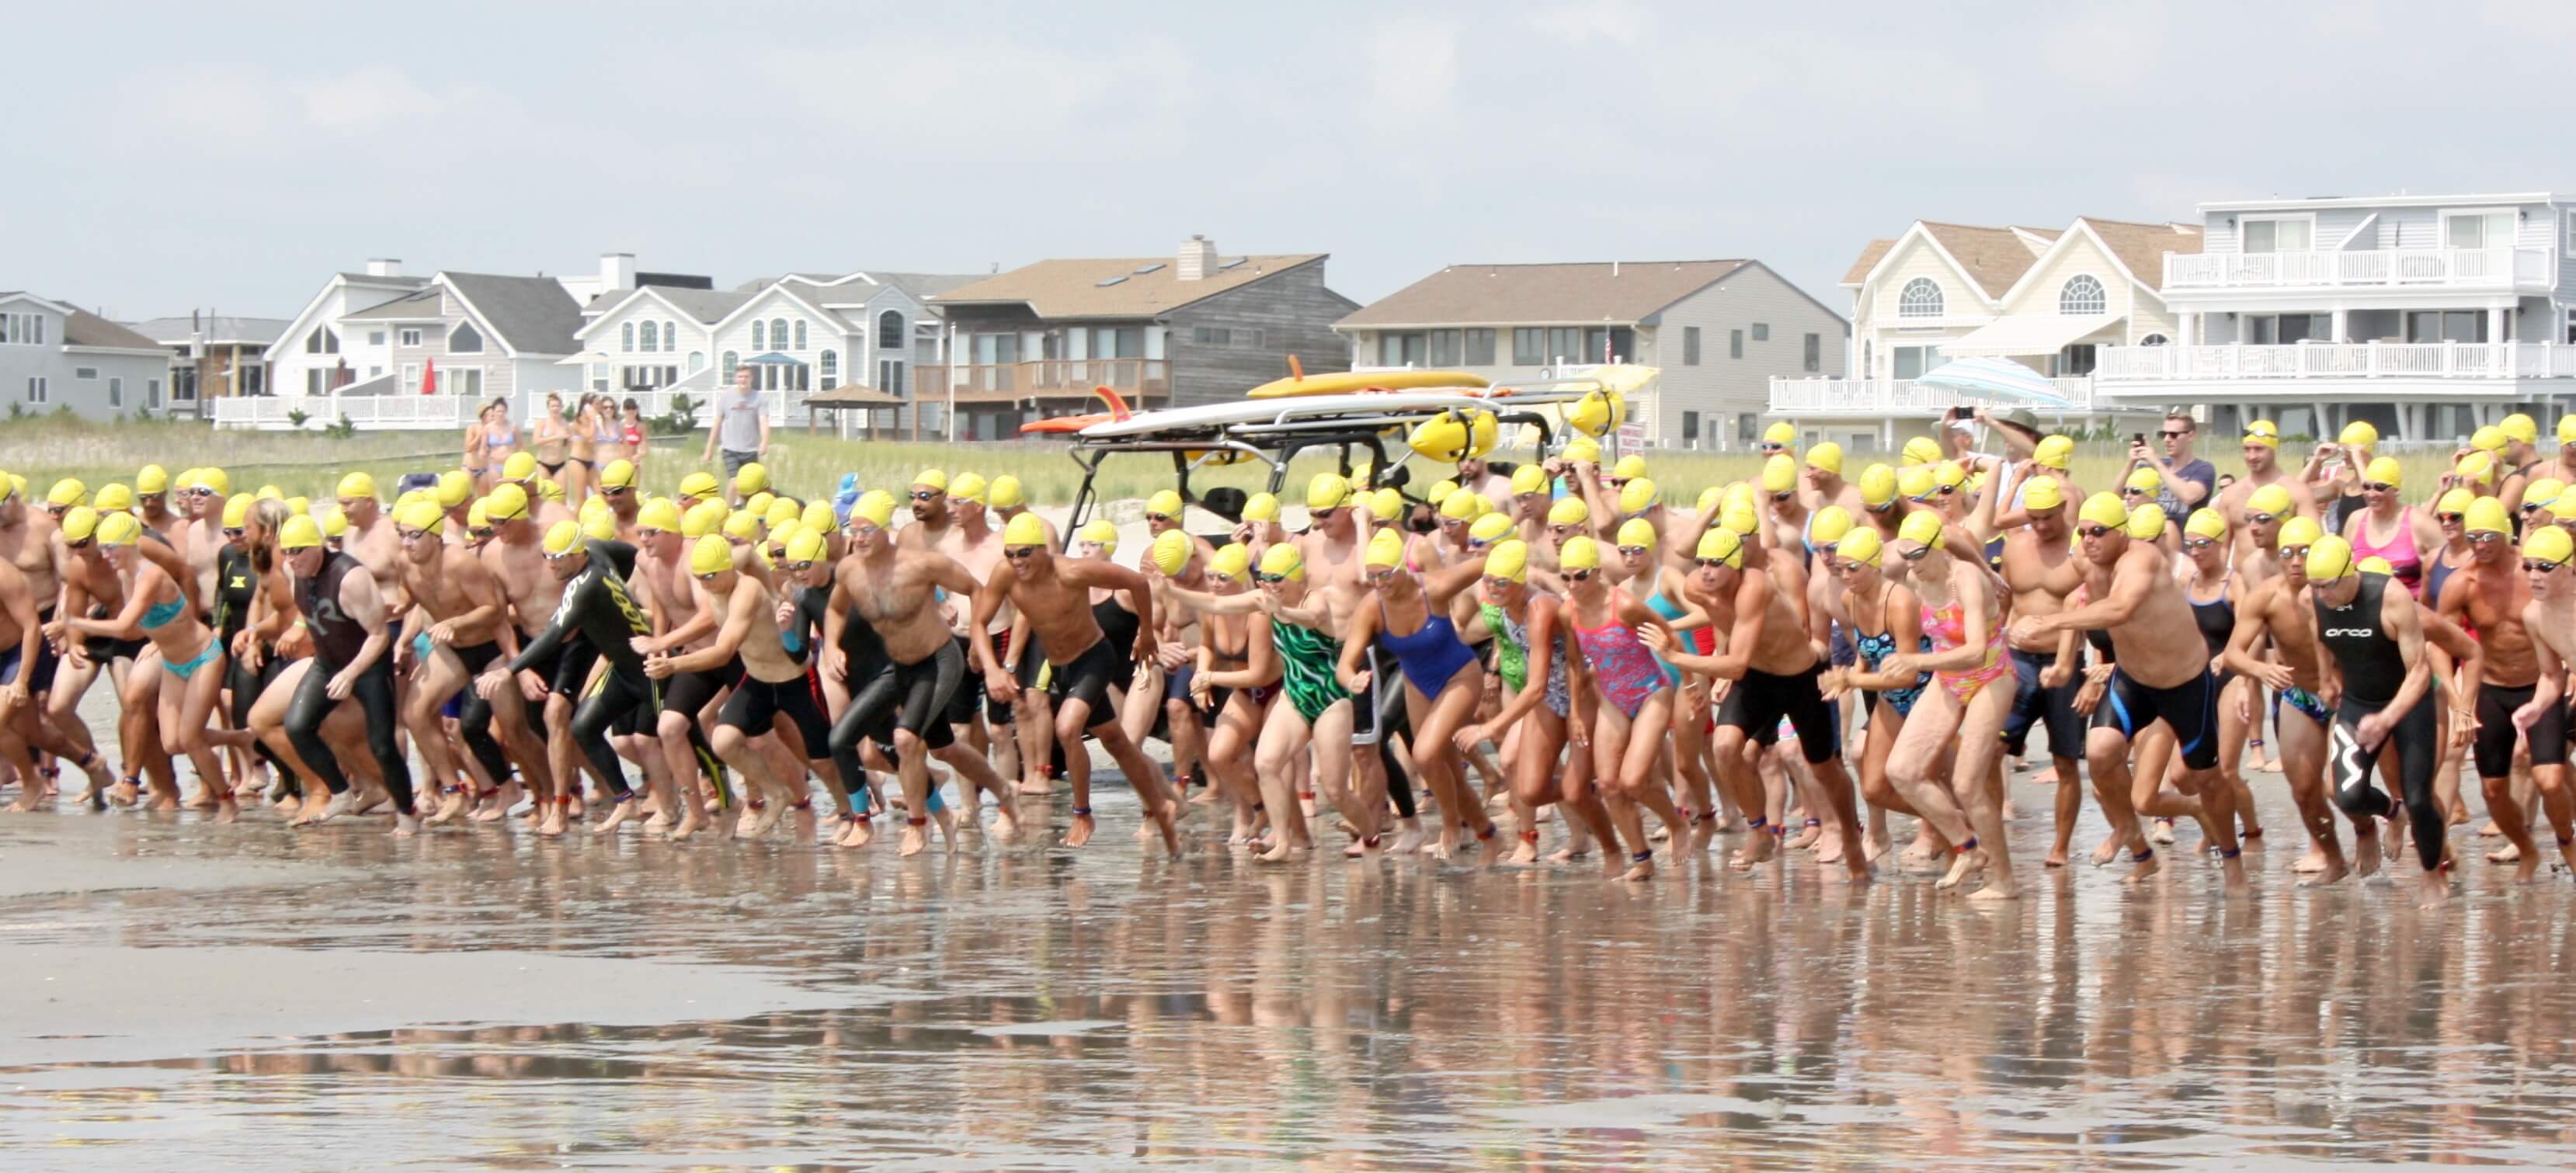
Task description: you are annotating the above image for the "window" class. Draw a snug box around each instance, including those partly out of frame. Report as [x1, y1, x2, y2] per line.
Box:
[687, 351, 705, 371]
[1239, 328, 1267, 349]
[878, 358, 906, 395]
[1377, 332, 1427, 366]
[2442, 210, 2513, 250]
[819, 349, 838, 387]
[878, 311, 904, 350]
[1803, 332, 1821, 372]
[1418, 328, 1455, 366]
[1684, 326, 1702, 365]
[1463, 328, 1494, 365]
[2057, 344, 2096, 377]
[440, 367, 483, 398]
[721, 351, 739, 382]
[1546, 327, 1581, 364]
[1730, 329, 1743, 359]
[2566, 308, 2576, 345]
[2139, 333, 2170, 346]
[367, 331, 386, 346]
[772, 318, 790, 351]
[2059, 275, 2106, 315]
[664, 321, 677, 353]
[1682, 411, 1700, 446]
[0, 312, 45, 345]
[399, 328, 422, 347]
[146, 379, 162, 408]
[74, 366, 96, 380]
[791, 320, 805, 350]
[305, 325, 338, 355]
[1194, 326, 1233, 345]
[24, 377, 45, 403]
[1893, 345, 1945, 380]
[2240, 216, 2312, 253]
[752, 321, 766, 350]
[401, 363, 419, 390]
[305, 368, 336, 394]
[108, 377, 121, 407]
[639, 321, 657, 352]
[1750, 323, 1769, 342]
[1897, 278, 1943, 318]
[1511, 328, 1544, 366]
[448, 323, 484, 353]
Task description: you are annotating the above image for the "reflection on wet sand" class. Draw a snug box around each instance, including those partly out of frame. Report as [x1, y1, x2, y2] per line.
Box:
[7, 787, 2576, 1168]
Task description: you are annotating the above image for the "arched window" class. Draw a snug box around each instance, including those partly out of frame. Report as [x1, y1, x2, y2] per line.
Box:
[687, 351, 704, 371]
[2060, 275, 2106, 315]
[663, 321, 676, 352]
[449, 322, 484, 353]
[2138, 333, 2170, 346]
[772, 318, 791, 352]
[721, 351, 739, 383]
[819, 349, 839, 387]
[878, 310, 904, 350]
[793, 320, 807, 351]
[638, 321, 657, 352]
[1897, 278, 1942, 318]
[621, 322, 634, 352]
[752, 321, 766, 350]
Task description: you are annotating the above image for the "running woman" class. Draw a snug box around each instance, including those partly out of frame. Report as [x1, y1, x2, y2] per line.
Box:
[1457, 539, 1609, 866]
[1337, 526, 1502, 862]
[278, 514, 418, 835]
[1817, 526, 1934, 865]
[1560, 535, 1686, 880]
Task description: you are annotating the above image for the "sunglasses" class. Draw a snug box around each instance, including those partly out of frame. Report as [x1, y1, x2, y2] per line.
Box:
[2183, 537, 2218, 551]
[1145, 512, 1174, 522]
[2078, 525, 2115, 539]
[1865, 500, 1896, 512]
[2527, 501, 2556, 513]
[2526, 557, 2567, 574]
[784, 560, 815, 573]
[911, 490, 944, 501]
[1604, 477, 1630, 489]
[43, 505, 68, 517]
[2467, 531, 2505, 544]
[1003, 547, 1040, 560]
[1208, 571, 1236, 583]
[1566, 568, 1595, 581]
[1693, 557, 1733, 570]
[2365, 482, 2397, 493]
[543, 550, 575, 562]
[2160, 429, 2190, 439]
[1467, 537, 1491, 549]
[2122, 487, 2150, 496]
[1255, 571, 1291, 584]
[1758, 443, 1788, 453]
[2246, 512, 2279, 526]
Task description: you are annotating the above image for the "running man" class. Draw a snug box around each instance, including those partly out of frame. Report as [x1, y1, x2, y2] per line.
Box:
[279, 514, 419, 835]
[477, 521, 668, 837]
[2305, 534, 2451, 906]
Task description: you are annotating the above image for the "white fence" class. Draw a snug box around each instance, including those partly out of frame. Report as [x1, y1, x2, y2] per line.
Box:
[211, 387, 815, 432]
[1767, 377, 2095, 416]
[2164, 247, 2546, 290]
[2097, 342, 2576, 381]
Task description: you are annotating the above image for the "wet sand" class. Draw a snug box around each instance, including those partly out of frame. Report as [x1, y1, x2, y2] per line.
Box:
[8, 754, 2576, 1168]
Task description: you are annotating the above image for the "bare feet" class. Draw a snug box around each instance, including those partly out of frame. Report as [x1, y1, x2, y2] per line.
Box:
[1619, 852, 1654, 882]
[2418, 868, 2452, 908]
[593, 794, 639, 835]
[212, 793, 238, 824]
[2351, 827, 2381, 878]
[392, 811, 422, 838]
[1506, 832, 1540, 865]
[1935, 845, 1986, 890]
[2293, 846, 2327, 873]
[2297, 852, 2348, 887]
[1390, 821, 1424, 855]
[537, 800, 567, 838]
[1066, 809, 1097, 848]
[2123, 847, 2161, 884]
[838, 817, 874, 849]
[2487, 841, 2524, 864]
[1731, 831, 1776, 871]
[898, 817, 928, 857]
[1016, 776, 1052, 796]
[2089, 838, 2122, 868]
[1785, 820, 1822, 851]
[2477, 818, 2501, 838]
[1152, 803, 1183, 859]
[2150, 817, 2177, 845]
[1966, 877, 2017, 901]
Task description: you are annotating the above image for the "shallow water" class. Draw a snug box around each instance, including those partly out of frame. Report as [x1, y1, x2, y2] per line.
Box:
[8, 748, 2576, 1169]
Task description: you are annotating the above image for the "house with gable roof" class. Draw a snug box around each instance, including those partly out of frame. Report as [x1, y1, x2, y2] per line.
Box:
[0, 292, 172, 421]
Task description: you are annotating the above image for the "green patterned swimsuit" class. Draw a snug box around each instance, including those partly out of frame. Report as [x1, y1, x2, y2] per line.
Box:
[1271, 617, 1351, 724]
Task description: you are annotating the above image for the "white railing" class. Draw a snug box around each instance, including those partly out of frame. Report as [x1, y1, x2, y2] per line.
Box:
[2097, 342, 2576, 381]
[1767, 377, 2094, 415]
[2164, 248, 2547, 290]
[214, 387, 816, 432]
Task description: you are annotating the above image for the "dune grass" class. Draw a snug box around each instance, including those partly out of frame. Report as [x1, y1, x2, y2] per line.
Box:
[0, 415, 2476, 512]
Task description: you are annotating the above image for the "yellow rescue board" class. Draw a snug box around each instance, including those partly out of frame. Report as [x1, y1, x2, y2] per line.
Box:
[1246, 369, 1492, 400]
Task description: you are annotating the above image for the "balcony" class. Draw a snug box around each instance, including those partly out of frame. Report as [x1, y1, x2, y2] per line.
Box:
[916, 358, 1169, 404]
[2096, 342, 2576, 383]
[2164, 248, 2547, 292]
[1768, 376, 2094, 417]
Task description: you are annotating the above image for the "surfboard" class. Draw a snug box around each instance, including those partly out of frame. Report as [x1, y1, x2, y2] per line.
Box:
[1245, 369, 1491, 400]
[1079, 392, 1502, 439]
[1020, 415, 1107, 435]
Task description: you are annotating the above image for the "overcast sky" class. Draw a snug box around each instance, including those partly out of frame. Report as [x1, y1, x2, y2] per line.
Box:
[12, 1, 2576, 323]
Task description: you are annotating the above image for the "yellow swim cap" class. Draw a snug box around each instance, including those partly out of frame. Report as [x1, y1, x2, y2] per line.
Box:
[1896, 465, 1936, 501]
[1615, 517, 1659, 550]
[1760, 453, 1798, 494]
[394, 498, 445, 536]
[85, 508, 131, 544]
[435, 470, 471, 508]
[678, 471, 721, 499]
[537, 479, 565, 504]
[581, 511, 617, 541]
[1692, 527, 1743, 568]
[1563, 437, 1601, 467]
[1259, 541, 1305, 581]
[58, 507, 99, 543]
[680, 500, 727, 540]
[1243, 491, 1280, 522]
[485, 483, 531, 522]
[683, 533, 730, 576]
[2524, 524, 2574, 565]
[840, 490, 889, 531]
[2338, 420, 2380, 449]
[1484, 540, 1530, 583]
[1934, 460, 1969, 491]
[336, 471, 376, 500]
[193, 468, 231, 497]
[2023, 477, 2064, 512]
[1364, 526, 1406, 570]
[1611, 454, 1649, 481]
[1858, 463, 1899, 509]
[1809, 505, 1853, 546]
[279, 515, 324, 550]
[2504, 412, 2539, 446]
[787, 527, 830, 564]
[2184, 508, 2228, 542]
[1720, 501, 1761, 536]
[1151, 529, 1195, 576]
[1364, 488, 1400, 522]
[285, 495, 309, 520]
[635, 498, 681, 534]
[730, 462, 770, 495]
[1837, 526, 1882, 567]
[1559, 535, 1602, 571]
[2034, 435, 2074, 470]
[1145, 489, 1184, 519]
[1806, 442, 1844, 476]
[135, 464, 169, 495]
[1510, 465, 1549, 496]
[1548, 496, 1590, 526]
[2077, 491, 2129, 531]
[598, 459, 638, 490]
[1617, 477, 1660, 515]
[322, 507, 348, 538]
[502, 451, 537, 481]
[1762, 421, 1799, 448]
[1209, 543, 1250, 580]
[947, 473, 986, 505]
[801, 500, 835, 534]
[221, 494, 253, 529]
[2242, 419, 2280, 449]
[1003, 512, 1049, 547]
[2276, 515, 2324, 550]
[2456, 451, 2495, 487]
[1307, 473, 1351, 512]
[466, 499, 490, 530]
[743, 491, 774, 519]
[1900, 436, 1942, 467]
[2471, 425, 2507, 454]
[2465, 496, 2512, 535]
[2362, 456, 2403, 488]
[46, 478, 86, 508]
[2434, 487, 2476, 516]
[2125, 503, 2168, 541]
[988, 475, 1027, 511]
[2123, 466, 2162, 496]
[1439, 487, 1484, 521]
[1426, 479, 1458, 507]
[721, 511, 763, 543]
[764, 496, 801, 531]
[1897, 508, 1945, 548]
[1076, 518, 1118, 550]
[256, 484, 283, 502]
[2526, 479, 2567, 510]
[92, 483, 134, 513]
[1469, 512, 1516, 543]
[2306, 534, 2358, 581]
[2560, 415, 2576, 446]
[2246, 484, 2292, 516]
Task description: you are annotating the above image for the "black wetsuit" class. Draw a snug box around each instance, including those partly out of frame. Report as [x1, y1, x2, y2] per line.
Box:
[214, 545, 290, 780]
[285, 551, 414, 814]
[2314, 571, 2442, 870]
[505, 540, 652, 798]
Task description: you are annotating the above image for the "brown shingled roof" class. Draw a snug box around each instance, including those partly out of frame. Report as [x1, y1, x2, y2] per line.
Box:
[1919, 222, 2056, 299]
[1335, 260, 1751, 328]
[930, 255, 1323, 320]
[2076, 218, 2205, 291]
[1841, 240, 1896, 285]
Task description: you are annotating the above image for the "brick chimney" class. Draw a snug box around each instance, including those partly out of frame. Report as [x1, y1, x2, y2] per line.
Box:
[1177, 235, 1219, 281]
[600, 252, 637, 291]
[365, 258, 402, 277]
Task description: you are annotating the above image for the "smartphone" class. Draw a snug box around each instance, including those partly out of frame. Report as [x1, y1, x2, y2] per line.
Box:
[2131, 432, 2147, 447]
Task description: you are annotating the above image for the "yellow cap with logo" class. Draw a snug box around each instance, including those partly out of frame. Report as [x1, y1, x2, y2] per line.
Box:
[599, 459, 637, 490]
[1484, 540, 1529, 583]
[1364, 526, 1406, 569]
[678, 471, 721, 499]
[635, 498, 681, 533]
[1934, 460, 1969, 491]
[1806, 442, 1844, 476]
[1307, 473, 1351, 512]
[1510, 465, 1549, 496]
[1837, 526, 1882, 567]
[2306, 533, 2358, 580]
[1145, 489, 1184, 519]
[1003, 512, 1049, 547]
[1898, 508, 1945, 548]
[1259, 542, 1305, 581]
[1243, 491, 1280, 522]
[395, 498, 445, 535]
[2503, 413, 2538, 446]
[2276, 515, 2324, 550]
[1209, 543, 1250, 580]
[1150, 529, 1195, 576]
[785, 527, 829, 563]
[46, 478, 86, 508]
[1439, 487, 1484, 520]
[1618, 477, 1660, 515]
[2243, 419, 2280, 449]
[482, 483, 529, 522]
[2245, 484, 2292, 516]
[58, 506, 99, 543]
[1897, 464, 1936, 501]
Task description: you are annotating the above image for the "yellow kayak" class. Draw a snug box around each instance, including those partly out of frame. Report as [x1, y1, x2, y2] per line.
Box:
[1246, 369, 1491, 400]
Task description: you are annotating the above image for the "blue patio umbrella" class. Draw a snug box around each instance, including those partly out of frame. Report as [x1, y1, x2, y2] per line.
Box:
[1915, 356, 2074, 407]
[743, 352, 805, 366]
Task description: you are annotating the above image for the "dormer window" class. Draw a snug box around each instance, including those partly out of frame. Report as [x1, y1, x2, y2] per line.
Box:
[2059, 274, 2106, 316]
[1897, 278, 1942, 318]
[449, 322, 485, 353]
[305, 325, 339, 355]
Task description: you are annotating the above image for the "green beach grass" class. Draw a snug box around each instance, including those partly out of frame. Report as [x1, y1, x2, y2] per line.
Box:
[0, 415, 2476, 513]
